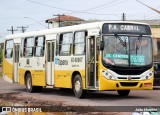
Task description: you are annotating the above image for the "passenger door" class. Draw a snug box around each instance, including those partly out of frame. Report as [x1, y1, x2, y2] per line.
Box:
[86, 36, 98, 89]
[13, 44, 20, 82]
[46, 40, 55, 85]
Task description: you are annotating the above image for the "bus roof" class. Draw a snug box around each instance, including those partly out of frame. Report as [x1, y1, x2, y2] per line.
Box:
[5, 21, 150, 40]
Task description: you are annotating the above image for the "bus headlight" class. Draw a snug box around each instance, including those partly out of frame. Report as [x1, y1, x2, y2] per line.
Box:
[141, 71, 153, 80]
[105, 72, 116, 80]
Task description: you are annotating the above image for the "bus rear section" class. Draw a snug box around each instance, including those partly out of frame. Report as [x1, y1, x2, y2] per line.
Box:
[3, 39, 20, 83]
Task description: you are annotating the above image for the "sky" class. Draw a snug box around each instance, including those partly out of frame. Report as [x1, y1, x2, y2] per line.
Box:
[0, 0, 160, 42]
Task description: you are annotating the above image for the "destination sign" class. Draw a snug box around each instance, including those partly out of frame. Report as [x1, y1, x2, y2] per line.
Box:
[102, 23, 151, 35]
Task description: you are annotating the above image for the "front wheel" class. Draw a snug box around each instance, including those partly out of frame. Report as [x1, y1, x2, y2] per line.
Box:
[117, 90, 130, 96]
[73, 74, 86, 99]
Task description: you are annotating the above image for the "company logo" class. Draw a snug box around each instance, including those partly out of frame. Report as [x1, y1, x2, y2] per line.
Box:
[55, 57, 59, 64]
[55, 57, 68, 65]
[128, 76, 132, 80]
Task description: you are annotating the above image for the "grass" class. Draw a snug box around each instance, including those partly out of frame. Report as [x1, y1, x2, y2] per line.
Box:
[0, 72, 2, 77]
[0, 64, 2, 67]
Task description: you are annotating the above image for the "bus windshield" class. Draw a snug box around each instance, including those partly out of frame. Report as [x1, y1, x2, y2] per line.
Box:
[102, 35, 152, 67]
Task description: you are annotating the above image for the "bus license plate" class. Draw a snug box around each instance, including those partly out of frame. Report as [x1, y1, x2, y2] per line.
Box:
[144, 83, 152, 87]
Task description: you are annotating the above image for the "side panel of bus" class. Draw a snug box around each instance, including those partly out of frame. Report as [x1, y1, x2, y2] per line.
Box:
[19, 36, 46, 86]
[54, 56, 86, 88]
[54, 32, 86, 88]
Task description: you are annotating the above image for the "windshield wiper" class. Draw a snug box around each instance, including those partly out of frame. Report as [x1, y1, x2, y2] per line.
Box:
[115, 35, 127, 47]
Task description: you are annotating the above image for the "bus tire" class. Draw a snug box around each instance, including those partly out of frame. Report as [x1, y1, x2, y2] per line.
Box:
[73, 74, 86, 99]
[117, 90, 130, 96]
[25, 73, 37, 93]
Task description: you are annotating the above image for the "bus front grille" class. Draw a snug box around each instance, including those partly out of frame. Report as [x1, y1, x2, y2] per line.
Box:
[120, 82, 138, 87]
[117, 77, 140, 80]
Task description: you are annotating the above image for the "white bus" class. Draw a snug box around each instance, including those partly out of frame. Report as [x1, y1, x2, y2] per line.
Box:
[3, 21, 153, 98]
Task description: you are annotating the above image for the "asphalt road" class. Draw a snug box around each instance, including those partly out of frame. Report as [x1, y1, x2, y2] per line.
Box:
[0, 76, 160, 113]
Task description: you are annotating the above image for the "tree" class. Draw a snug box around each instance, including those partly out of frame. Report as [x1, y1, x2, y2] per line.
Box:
[0, 48, 3, 65]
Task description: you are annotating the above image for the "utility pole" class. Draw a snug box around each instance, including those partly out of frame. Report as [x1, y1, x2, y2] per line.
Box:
[7, 26, 18, 34]
[53, 14, 65, 27]
[18, 26, 28, 33]
[122, 13, 126, 21]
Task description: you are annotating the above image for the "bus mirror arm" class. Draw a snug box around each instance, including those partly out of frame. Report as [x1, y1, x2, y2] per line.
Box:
[100, 41, 105, 50]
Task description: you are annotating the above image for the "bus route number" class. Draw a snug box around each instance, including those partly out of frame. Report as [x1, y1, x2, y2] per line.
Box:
[71, 57, 83, 63]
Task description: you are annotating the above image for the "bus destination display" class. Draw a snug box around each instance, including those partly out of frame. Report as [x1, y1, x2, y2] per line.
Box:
[102, 23, 151, 35]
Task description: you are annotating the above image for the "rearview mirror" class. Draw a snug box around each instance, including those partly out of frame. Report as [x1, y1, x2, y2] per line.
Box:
[100, 41, 105, 50]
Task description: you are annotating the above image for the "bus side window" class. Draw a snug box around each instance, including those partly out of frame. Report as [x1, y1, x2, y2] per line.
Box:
[23, 37, 35, 57]
[59, 33, 73, 56]
[56, 35, 59, 56]
[73, 31, 86, 55]
[35, 36, 45, 57]
[23, 47, 26, 57]
[5, 40, 14, 58]
[23, 39, 27, 57]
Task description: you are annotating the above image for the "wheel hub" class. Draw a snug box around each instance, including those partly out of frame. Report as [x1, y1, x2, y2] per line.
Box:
[27, 78, 31, 89]
[75, 81, 81, 93]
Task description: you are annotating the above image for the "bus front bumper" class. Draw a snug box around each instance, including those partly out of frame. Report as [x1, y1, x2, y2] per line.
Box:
[99, 77, 153, 90]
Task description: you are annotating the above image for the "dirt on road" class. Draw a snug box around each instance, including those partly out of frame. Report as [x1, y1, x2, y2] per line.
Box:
[0, 76, 133, 115]
[0, 92, 132, 115]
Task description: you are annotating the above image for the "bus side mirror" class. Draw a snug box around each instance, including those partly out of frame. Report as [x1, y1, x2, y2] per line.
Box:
[100, 41, 105, 50]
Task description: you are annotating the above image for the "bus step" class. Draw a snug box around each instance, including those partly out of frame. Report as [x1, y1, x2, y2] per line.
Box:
[87, 86, 98, 90]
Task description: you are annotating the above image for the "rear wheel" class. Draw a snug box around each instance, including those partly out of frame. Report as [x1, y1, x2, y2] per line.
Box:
[73, 74, 86, 99]
[117, 90, 130, 96]
[25, 73, 42, 93]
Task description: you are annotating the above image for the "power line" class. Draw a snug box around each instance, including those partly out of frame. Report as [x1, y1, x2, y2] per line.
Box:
[7, 26, 18, 34]
[25, 0, 119, 17]
[25, 19, 45, 27]
[24, 17, 48, 28]
[82, 0, 119, 11]
[26, 0, 86, 13]
[90, 0, 129, 11]
[18, 26, 28, 33]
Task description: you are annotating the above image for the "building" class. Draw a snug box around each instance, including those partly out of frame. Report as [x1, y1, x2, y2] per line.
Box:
[45, 15, 85, 28]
